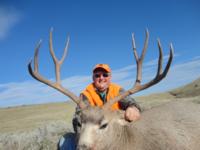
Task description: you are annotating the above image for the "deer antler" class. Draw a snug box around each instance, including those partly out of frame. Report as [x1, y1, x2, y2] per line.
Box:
[104, 29, 174, 110]
[28, 29, 83, 106]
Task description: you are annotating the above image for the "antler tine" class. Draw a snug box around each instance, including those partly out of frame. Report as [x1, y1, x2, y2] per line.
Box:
[49, 28, 58, 64]
[162, 43, 173, 77]
[133, 29, 149, 86]
[157, 38, 163, 76]
[103, 30, 173, 110]
[60, 35, 70, 64]
[140, 29, 149, 62]
[34, 39, 42, 72]
[28, 40, 42, 80]
[132, 33, 138, 61]
[141, 42, 173, 89]
[28, 30, 83, 106]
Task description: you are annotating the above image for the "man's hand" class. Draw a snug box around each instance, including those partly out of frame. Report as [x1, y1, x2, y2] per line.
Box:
[124, 106, 140, 122]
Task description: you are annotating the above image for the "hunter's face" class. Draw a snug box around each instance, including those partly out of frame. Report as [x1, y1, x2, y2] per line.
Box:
[93, 69, 111, 92]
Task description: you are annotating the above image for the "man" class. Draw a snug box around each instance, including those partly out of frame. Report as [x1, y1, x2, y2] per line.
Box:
[59, 64, 141, 150]
[78, 64, 141, 121]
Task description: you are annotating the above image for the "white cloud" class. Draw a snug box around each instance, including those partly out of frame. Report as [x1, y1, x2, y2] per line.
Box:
[0, 76, 91, 107]
[0, 56, 200, 108]
[0, 6, 21, 40]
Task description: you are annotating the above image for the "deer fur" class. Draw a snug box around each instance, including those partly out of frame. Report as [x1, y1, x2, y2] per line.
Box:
[76, 99, 200, 150]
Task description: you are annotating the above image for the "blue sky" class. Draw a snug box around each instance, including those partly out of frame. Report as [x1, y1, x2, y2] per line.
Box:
[0, 0, 200, 107]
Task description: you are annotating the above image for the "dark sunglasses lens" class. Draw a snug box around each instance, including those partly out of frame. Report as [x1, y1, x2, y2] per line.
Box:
[103, 73, 109, 77]
[94, 74, 100, 78]
[94, 73, 109, 78]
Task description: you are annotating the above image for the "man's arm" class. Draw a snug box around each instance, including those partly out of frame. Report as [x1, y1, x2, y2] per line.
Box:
[118, 88, 141, 122]
[118, 88, 141, 112]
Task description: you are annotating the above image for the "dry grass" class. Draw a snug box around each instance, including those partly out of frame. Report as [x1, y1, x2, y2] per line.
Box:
[0, 102, 75, 133]
[135, 92, 175, 110]
[0, 102, 76, 150]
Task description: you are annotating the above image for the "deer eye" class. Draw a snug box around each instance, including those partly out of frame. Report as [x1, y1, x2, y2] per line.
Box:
[99, 123, 108, 130]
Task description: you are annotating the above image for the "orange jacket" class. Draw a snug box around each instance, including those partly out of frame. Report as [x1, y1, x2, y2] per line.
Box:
[81, 83, 121, 110]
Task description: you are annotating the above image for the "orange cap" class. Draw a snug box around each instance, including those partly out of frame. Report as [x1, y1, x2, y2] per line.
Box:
[93, 64, 111, 73]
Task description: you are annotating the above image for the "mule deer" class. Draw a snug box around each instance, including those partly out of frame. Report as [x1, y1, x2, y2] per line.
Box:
[28, 29, 200, 150]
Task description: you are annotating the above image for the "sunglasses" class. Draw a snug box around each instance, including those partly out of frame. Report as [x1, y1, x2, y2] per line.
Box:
[94, 73, 110, 78]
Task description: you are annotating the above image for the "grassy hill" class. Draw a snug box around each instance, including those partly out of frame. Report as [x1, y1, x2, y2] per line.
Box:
[169, 77, 200, 98]
[136, 77, 200, 109]
[0, 102, 76, 133]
